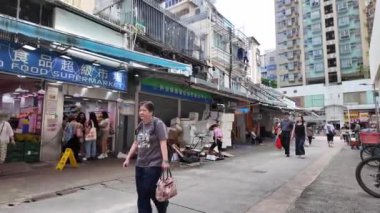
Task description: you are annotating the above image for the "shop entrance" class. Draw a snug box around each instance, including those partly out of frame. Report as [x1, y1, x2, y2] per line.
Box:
[63, 90, 118, 156]
[0, 73, 43, 163]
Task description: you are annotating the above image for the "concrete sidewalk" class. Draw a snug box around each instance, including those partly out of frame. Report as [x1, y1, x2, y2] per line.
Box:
[288, 144, 380, 213]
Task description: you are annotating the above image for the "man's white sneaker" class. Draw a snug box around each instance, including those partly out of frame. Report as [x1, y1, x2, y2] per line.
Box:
[98, 154, 104, 159]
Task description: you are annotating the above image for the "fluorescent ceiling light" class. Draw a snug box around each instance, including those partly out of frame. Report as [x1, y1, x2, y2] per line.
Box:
[94, 85, 100, 88]
[87, 86, 93, 88]
[92, 62, 101, 66]
[112, 90, 118, 93]
[83, 98, 89, 101]
[65, 96, 72, 99]
[22, 45, 36, 51]
[60, 55, 71, 60]
[17, 75, 26, 78]
[56, 81, 63, 84]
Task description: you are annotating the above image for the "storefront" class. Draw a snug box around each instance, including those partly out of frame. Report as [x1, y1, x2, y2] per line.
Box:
[139, 78, 213, 126]
[0, 39, 127, 162]
[0, 73, 44, 162]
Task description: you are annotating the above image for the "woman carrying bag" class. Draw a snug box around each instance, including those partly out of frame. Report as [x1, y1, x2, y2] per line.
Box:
[123, 101, 171, 213]
[84, 112, 98, 161]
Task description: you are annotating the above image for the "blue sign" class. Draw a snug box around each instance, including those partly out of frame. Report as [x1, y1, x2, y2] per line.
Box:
[0, 41, 127, 91]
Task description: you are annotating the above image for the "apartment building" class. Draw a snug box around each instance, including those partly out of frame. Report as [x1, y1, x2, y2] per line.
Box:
[275, 0, 374, 126]
[261, 49, 278, 82]
[164, 0, 262, 89]
[366, 0, 377, 44]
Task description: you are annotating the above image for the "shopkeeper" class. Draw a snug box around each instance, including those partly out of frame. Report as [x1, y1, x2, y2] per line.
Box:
[0, 110, 15, 164]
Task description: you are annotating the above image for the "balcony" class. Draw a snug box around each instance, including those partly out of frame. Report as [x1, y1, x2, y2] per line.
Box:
[232, 60, 248, 76]
[211, 47, 231, 70]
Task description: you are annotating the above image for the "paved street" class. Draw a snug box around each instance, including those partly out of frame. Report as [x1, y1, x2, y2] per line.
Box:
[0, 137, 369, 213]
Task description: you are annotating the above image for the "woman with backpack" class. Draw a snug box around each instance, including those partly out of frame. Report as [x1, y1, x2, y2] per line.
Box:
[123, 101, 170, 213]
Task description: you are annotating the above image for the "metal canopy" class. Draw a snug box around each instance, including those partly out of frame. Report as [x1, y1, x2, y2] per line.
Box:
[0, 15, 192, 72]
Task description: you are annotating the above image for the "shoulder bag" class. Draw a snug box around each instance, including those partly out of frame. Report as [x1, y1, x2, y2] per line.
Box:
[156, 169, 177, 202]
[85, 121, 97, 141]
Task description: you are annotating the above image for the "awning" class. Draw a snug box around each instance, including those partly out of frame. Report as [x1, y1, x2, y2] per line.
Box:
[0, 15, 192, 73]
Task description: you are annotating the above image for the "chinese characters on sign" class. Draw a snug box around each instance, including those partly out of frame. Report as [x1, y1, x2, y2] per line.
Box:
[0, 41, 127, 91]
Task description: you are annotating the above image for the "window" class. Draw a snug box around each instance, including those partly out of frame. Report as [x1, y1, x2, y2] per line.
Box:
[339, 29, 350, 40]
[305, 94, 325, 108]
[343, 92, 370, 105]
[312, 23, 321, 32]
[326, 31, 335, 40]
[337, 1, 347, 12]
[327, 44, 336, 54]
[311, 0, 320, 7]
[325, 17, 334, 27]
[315, 63, 324, 72]
[314, 49, 323, 58]
[288, 62, 295, 70]
[341, 58, 352, 68]
[312, 36, 322, 45]
[0, 0, 17, 17]
[324, 5, 333, 14]
[338, 16, 349, 26]
[328, 58, 337, 67]
[311, 10, 320, 19]
[340, 44, 351, 54]
[213, 32, 227, 51]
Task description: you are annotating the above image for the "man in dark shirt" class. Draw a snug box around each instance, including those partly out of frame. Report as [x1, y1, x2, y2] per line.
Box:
[280, 113, 294, 157]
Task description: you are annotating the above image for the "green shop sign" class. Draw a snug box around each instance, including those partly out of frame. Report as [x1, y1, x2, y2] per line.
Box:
[141, 78, 212, 104]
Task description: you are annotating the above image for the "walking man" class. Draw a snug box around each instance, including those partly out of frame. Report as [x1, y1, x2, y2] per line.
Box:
[279, 113, 294, 157]
[324, 121, 335, 147]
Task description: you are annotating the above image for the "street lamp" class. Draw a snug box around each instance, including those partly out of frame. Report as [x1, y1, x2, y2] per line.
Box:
[360, 83, 379, 132]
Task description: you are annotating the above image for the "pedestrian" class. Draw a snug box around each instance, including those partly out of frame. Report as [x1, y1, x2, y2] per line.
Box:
[123, 101, 170, 213]
[84, 112, 99, 161]
[98, 111, 110, 159]
[64, 115, 83, 162]
[306, 124, 314, 146]
[324, 121, 335, 147]
[292, 116, 306, 158]
[76, 112, 86, 157]
[208, 123, 224, 158]
[279, 112, 294, 157]
[0, 111, 15, 164]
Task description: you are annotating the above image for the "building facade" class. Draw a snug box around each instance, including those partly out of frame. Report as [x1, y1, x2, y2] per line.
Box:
[261, 49, 278, 83]
[275, 0, 374, 126]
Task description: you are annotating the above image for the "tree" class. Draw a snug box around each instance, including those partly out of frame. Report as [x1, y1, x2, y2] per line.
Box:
[261, 78, 277, 88]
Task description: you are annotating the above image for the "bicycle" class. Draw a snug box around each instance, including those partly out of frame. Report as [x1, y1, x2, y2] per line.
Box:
[186, 133, 210, 151]
[355, 155, 380, 198]
[359, 132, 380, 161]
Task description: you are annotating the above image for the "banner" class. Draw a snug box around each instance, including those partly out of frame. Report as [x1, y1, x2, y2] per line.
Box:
[0, 41, 127, 91]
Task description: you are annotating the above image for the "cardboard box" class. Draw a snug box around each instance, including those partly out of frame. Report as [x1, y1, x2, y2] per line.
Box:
[189, 112, 199, 121]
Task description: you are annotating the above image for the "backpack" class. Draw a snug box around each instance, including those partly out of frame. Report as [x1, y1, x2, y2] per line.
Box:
[63, 123, 74, 143]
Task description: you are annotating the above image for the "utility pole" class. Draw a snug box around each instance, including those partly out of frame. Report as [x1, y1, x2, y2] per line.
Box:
[229, 27, 233, 89]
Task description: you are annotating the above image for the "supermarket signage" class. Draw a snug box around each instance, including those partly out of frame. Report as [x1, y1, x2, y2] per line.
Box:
[141, 78, 213, 104]
[0, 41, 127, 91]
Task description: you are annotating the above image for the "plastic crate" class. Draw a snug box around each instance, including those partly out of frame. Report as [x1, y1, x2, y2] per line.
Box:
[359, 132, 380, 145]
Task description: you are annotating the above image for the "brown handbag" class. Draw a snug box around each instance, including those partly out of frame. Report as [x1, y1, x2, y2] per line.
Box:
[156, 169, 177, 202]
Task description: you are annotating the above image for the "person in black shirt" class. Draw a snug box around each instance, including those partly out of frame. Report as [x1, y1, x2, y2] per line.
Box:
[292, 116, 306, 158]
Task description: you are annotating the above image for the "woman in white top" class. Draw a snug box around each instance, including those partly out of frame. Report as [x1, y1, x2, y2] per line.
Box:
[98, 111, 110, 159]
[0, 111, 15, 164]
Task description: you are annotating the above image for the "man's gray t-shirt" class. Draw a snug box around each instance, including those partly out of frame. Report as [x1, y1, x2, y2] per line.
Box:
[135, 117, 168, 167]
[280, 119, 294, 132]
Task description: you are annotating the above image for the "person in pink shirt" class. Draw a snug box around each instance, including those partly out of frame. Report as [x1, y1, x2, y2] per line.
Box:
[208, 123, 223, 158]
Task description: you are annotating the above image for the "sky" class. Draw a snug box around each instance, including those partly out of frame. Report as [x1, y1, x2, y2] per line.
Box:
[214, 0, 276, 52]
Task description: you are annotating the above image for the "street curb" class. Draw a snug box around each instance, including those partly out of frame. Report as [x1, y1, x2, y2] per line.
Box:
[246, 142, 344, 213]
